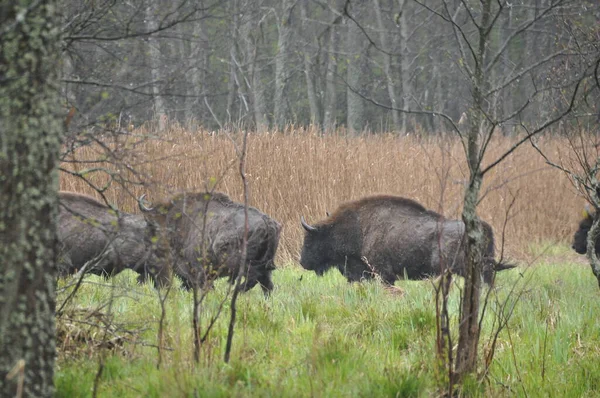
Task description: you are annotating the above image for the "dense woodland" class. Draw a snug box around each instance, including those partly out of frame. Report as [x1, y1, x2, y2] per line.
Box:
[63, 0, 600, 134]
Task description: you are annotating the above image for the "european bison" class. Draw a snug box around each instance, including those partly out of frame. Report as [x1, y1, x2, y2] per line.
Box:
[58, 191, 169, 286]
[572, 208, 600, 255]
[300, 195, 513, 285]
[139, 191, 282, 295]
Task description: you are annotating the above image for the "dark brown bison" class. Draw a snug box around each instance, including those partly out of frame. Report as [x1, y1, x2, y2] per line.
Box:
[300, 195, 513, 285]
[572, 208, 600, 255]
[58, 191, 169, 286]
[139, 191, 282, 295]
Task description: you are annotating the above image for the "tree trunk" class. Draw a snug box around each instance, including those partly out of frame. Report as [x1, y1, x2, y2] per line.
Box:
[346, 4, 367, 134]
[301, 0, 322, 127]
[455, 175, 484, 378]
[586, 213, 600, 289]
[250, 48, 268, 130]
[585, 186, 600, 288]
[187, 1, 210, 127]
[323, 16, 340, 132]
[0, 1, 61, 396]
[501, 5, 515, 136]
[454, 0, 493, 380]
[145, 1, 167, 130]
[528, 0, 549, 126]
[396, 0, 409, 132]
[274, 0, 296, 129]
[433, 63, 444, 132]
[227, 0, 240, 123]
[241, 2, 269, 130]
[374, 0, 400, 130]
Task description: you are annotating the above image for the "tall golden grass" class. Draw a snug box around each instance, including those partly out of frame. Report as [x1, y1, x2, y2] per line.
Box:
[60, 124, 588, 265]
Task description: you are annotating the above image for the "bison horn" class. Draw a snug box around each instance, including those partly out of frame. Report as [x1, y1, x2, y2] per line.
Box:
[138, 194, 154, 212]
[301, 216, 317, 232]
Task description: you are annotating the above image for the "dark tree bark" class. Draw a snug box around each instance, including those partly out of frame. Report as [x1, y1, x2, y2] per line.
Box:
[0, 1, 62, 396]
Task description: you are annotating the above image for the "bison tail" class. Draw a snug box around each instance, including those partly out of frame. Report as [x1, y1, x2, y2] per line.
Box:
[493, 260, 517, 272]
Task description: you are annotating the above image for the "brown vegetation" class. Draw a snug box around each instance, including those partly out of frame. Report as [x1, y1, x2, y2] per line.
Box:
[60, 124, 586, 266]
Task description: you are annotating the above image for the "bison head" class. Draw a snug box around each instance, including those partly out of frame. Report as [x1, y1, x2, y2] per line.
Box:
[573, 207, 598, 255]
[299, 217, 335, 276]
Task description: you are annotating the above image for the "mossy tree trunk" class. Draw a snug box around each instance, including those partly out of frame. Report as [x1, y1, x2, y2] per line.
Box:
[586, 199, 600, 289]
[0, 1, 62, 397]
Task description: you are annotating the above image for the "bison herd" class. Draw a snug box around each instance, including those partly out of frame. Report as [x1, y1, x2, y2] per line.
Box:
[57, 190, 594, 293]
[58, 191, 281, 295]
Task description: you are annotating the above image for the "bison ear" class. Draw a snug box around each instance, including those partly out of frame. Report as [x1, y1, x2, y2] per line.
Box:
[301, 216, 317, 232]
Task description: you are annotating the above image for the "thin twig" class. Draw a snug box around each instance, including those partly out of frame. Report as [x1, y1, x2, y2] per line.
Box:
[224, 128, 250, 363]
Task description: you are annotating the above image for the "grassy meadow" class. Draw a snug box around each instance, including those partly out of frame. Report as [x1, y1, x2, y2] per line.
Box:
[56, 125, 600, 396]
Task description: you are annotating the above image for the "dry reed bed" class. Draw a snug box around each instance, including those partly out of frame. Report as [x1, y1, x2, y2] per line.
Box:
[60, 125, 587, 265]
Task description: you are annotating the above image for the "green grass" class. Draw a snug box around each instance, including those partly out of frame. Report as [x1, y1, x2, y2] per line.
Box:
[55, 249, 600, 397]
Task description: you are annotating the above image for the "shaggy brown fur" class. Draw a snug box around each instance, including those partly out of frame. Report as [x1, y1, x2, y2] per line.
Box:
[141, 191, 282, 295]
[301, 195, 513, 285]
[58, 191, 169, 286]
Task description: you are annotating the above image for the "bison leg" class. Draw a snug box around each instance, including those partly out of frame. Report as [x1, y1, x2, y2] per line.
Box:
[136, 270, 172, 289]
[240, 277, 257, 291]
[339, 257, 380, 283]
[152, 269, 172, 289]
[380, 274, 396, 286]
[345, 273, 367, 283]
[57, 256, 75, 277]
[172, 262, 208, 291]
[257, 271, 274, 297]
[236, 268, 274, 296]
[178, 272, 207, 290]
[136, 272, 150, 285]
